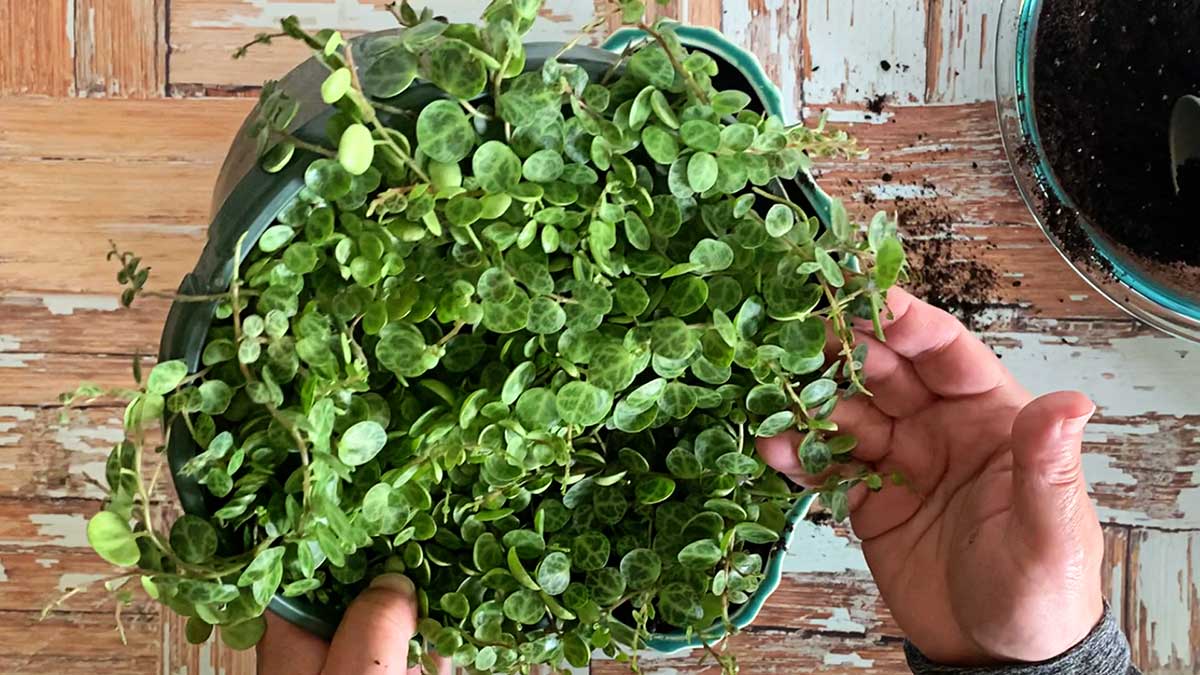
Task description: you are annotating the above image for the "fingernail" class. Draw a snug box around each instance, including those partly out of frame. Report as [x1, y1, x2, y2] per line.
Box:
[1059, 407, 1096, 437]
[370, 573, 415, 598]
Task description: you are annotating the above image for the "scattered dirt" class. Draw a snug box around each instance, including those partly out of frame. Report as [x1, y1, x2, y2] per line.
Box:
[865, 94, 889, 115]
[1033, 0, 1200, 270]
[895, 197, 1001, 329]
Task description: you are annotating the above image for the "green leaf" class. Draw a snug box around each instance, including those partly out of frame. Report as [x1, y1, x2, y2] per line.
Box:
[503, 589, 546, 624]
[815, 247, 845, 288]
[320, 67, 351, 103]
[658, 582, 704, 628]
[635, 476, 675, 504]
[734, 522, 780, 544]
[185, 617, 213, 645]
[800, 378, 837, 408]
[338, 420, 387, 466]
[875, 237, 905, 289]
[765, 203, 795, 238]
[651, 318, 697, 360]
[571, 531, 610, 571]
[527, 296, 566, 335]
[680, 120, 720, 152]
[502, 361, 536, 406]
[677, 539, 722, 569]
[711, 90, 752, 115]
[428, 40, 487, 100]
[522, 149, 565, 183]
[338, 123, 375, 176]
[220, 616, 266, 651]
[305, 159, 352, 200]
[715, 452, 759, 475]
[555, 381, 612, 427]
[416, 99, 476, 164]
[628, 46, 674, 89]
[536, 551, 572, 595]
[641, 125, 679, 164]
[362, 49, 418, 98]
[756, 411, 795, 437]
[687, 152, 718, 193]
[146, 360, 187, 395]
[169, 514, 218, 564]
[87, 511, 140, 567]
[473, 141, 523, 194]
[689, 239, 734, 273]
[619, 548, 662, 590]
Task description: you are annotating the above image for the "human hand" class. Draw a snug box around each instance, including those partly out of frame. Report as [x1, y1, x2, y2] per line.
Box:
[257, 574, 450, 675]
[757, 288, 1105, 665]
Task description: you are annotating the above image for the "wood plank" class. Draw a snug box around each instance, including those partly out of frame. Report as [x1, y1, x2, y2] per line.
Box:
[0, 0, 74, 96]
[925, 0, 1000, 104]
[0, 353, 149, 405]
[687, 0, 722, 28]
[0, 547, 155, 615]
[73, 0, 166, 97]
[167, 0, 591, 90]
[0, 609, 159, 675]
[0, 293, 168, 356]
[816, 102, 1130, 321]
[1127, 530, 1200, 675]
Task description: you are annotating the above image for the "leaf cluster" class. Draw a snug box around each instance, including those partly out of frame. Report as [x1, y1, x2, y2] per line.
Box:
[78, 1, 906, 673]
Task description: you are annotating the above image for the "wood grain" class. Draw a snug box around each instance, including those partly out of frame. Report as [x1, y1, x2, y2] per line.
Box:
[74, 0, 167, 97]
[0, 0, 74, 95]
[165, 609, 257, 675]
[1127, 530, 1200, 675]
[0, 610, 160, 675]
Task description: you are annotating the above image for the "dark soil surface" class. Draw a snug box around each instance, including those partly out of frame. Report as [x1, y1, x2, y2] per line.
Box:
[1180, 158, 1200, 194]
[1033, 0, 1200, 268]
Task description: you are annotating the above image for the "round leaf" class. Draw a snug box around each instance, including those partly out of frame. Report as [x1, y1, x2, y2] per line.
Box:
[473, 141, 522, 194]
[338, 420, 387, 466]
[87, 511, 140, 567]
[417, 100, 476, 164]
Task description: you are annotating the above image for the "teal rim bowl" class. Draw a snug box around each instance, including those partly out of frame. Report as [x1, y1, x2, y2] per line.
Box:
[996, 0, 1200, 343]
[161, 25, 823, 652]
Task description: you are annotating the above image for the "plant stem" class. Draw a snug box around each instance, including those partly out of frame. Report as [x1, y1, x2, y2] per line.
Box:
[341, 45, 431, 183]
[637, 22, 710, 104]
[269, 129, 337, 158]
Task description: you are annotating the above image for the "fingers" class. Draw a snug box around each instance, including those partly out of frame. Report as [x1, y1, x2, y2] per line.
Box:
[858, 287, 1015, 399]
[848, 330, 937, 417]
[259, 611, 329, 675]
[1008, 391, 1101, 554]
[323, 574, 419, 675]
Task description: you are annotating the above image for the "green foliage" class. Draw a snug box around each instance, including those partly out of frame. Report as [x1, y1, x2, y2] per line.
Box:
[78, 2, 905, 673]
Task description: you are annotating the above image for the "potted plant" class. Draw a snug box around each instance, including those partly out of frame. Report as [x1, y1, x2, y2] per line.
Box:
[61, 1, 904, 672]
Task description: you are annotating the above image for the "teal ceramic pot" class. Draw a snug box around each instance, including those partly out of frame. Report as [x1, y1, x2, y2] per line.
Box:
[162, 26, 821, 648]
[996, 0, 1200, 343]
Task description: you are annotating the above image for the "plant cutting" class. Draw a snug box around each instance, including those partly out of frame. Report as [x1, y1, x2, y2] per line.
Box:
[58, 1, 905, 672]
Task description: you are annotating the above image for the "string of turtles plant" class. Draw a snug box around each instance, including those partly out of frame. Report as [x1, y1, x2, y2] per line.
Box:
[55, 0, 907, 672]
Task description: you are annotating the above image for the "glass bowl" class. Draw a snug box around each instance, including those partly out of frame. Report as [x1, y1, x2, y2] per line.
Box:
[996, 0, 1200, 343]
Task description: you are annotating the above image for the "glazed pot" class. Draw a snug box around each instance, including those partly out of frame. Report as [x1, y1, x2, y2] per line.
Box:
[161, 25, 828, 650]
[996, 0, 1200, 343]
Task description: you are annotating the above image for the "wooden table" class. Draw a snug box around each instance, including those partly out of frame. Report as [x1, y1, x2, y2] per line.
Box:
[1, 1, 1196, 673]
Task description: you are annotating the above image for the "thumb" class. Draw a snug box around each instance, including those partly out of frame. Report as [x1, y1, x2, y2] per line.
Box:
[1009, 391, 1097, 552]
[322, 573, 418, 675]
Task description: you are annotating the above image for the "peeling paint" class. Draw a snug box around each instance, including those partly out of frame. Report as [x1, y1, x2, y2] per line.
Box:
[0, 352, 45, 368]
[986, 331, 1199, 418]
[38, 293, 120, 316]
[57, 572, 106, 592]
[28, 513, 89, 548]
[189, 0, 586, 42]
[0, 335, 20, 352]
[782, 521, 869, 574]
[35, 558, 58, 568]
[823, 651, 876, 668]
[806, 107, 896, 125]
[49, 419, 124, 499]
[868, 183, 940, 200]
[0, 557, 8, 582]
[811, 607, 868, 634]
[1082, 454, 1138, 487]
[1131, 531, 1200, 668]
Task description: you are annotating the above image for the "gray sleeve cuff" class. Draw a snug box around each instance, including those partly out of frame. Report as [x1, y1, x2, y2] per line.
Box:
[905, 604, 1140, 675]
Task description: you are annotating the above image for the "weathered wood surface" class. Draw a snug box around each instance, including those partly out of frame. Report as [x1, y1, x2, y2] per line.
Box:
[2, 0, 1197, 673]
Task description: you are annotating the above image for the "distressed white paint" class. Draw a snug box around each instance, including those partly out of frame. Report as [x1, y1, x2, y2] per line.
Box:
[868, 183, 940, 201]
[1132, 530, 1200, 668]
[985, 330, 1200, 418]
[35, 558, 57, 568]
[28, 513, 89, 548]
[49, 419, 124, 499]
[926, 0, 1001, 103]
[823, 651, 875, 668]
[0, 407, 33, 453]
[811, 607, 868, 634]
[0, 352, 45, 368]
[0, 557, 8, 582]
[190, 0, 587, 42]
[1082, 454, 1138, 487]
[57, 572, 106, 592]
[782, 521, 869, 574]
[722, 0, 804, 123]
[806, 107, 896, 125]
[0, 335, 20, 352]
[37, 293, 120, 316]
[801, 0, 926, 106]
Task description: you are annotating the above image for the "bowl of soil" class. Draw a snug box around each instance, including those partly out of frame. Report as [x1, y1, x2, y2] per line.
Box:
[996, 0, 1200, 342]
